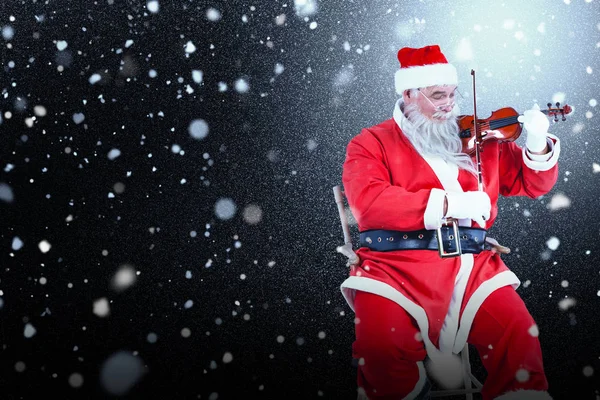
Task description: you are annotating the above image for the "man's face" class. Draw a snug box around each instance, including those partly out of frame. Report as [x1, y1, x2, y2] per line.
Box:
[405, 85, 457, 122]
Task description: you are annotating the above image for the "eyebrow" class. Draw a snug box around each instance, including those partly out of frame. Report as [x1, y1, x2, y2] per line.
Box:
[430, 90, 455, 96]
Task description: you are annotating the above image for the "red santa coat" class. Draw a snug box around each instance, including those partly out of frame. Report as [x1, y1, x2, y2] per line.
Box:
[340, 101, 560, 360]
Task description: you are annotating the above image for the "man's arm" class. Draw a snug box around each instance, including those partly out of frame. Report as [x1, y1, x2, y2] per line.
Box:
[342, 130, 443, 232]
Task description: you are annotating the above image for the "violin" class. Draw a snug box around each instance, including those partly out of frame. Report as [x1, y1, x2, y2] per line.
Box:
[458, 102, 572, 155]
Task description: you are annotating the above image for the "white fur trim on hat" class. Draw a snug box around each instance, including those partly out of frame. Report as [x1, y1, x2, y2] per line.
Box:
[494, 389, 553, 400]
[394, 63, 458, 95]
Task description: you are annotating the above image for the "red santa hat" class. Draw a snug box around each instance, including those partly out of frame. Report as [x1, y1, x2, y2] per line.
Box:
[394, 45, 458, 95]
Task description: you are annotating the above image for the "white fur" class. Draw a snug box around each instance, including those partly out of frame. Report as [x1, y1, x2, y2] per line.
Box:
[495, 389, 553, 400]
[395, 63, 458, 94]
[522, 135, 560, 172]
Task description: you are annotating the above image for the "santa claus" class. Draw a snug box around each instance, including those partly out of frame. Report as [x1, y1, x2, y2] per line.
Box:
[340, 44, 560, 400]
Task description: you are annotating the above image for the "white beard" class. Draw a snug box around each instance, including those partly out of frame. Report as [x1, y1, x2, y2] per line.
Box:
[402, 103, 477, 175]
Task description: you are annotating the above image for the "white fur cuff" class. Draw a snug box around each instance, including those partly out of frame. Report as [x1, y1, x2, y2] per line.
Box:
[423, 188, 446, 230]
[495, 389, 553, 400]
[522, 134, 560, 171]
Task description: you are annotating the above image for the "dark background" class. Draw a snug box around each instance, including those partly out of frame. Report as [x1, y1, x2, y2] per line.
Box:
[1, 0, 599, 399]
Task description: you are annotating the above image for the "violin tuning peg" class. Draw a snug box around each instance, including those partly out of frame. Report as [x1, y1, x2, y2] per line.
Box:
[562, 116, 567, 121]
[547, 102, 552, 108]
[556, 102, 560, 108]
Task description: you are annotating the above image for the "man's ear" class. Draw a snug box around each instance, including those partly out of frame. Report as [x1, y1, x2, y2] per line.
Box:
[404, 89, 411, 98]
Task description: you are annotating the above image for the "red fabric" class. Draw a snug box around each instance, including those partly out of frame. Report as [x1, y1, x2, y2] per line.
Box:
[342, 118, 558, 346]
[468, 286, 549, 399]
[397, 45, 449, 68]
[353, 290, 425, 399]
[352, 287, 548, 399]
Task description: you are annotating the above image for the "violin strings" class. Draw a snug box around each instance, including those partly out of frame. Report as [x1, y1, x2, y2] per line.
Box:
[461, 116, 520, 135]
[489, 116, 519, 129]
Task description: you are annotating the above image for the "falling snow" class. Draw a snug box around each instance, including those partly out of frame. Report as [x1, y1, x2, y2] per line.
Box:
[0, 1, 599, 399]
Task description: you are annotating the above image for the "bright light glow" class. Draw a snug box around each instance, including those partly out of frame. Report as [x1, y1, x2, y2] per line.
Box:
[455, 38, 474, 61]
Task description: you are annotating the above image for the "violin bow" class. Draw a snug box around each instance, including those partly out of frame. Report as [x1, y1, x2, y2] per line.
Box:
[469, 70, 511, 254]
[471, 69, 484, 192]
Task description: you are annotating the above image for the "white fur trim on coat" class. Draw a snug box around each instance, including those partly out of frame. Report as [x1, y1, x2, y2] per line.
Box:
[395, 63, 458, 94]
[495, 389, 553, 400]
[522, 135, 560, 171]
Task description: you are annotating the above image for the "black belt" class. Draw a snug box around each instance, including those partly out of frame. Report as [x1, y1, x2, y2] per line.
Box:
[359, 225, 489, 257]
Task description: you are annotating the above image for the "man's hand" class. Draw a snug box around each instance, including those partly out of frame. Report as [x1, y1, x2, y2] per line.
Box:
[518, 104, 549, 153]
[444, 191, 491, 228]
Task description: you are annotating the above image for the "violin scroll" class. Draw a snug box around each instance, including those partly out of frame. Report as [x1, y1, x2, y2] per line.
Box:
[545, 102, 572, 122]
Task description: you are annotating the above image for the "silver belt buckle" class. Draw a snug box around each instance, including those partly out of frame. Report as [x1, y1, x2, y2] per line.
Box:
[436, 218, 462, 258]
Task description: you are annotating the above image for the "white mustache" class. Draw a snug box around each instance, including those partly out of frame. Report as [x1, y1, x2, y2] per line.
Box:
[432, 110, 453, 119]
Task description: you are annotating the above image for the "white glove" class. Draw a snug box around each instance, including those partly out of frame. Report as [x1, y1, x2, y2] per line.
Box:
[445, 191, 491, 228]
[517, 104, 549, 152]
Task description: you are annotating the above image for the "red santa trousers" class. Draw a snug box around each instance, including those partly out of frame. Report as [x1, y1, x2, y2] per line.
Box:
[352, 286, 549, 399]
